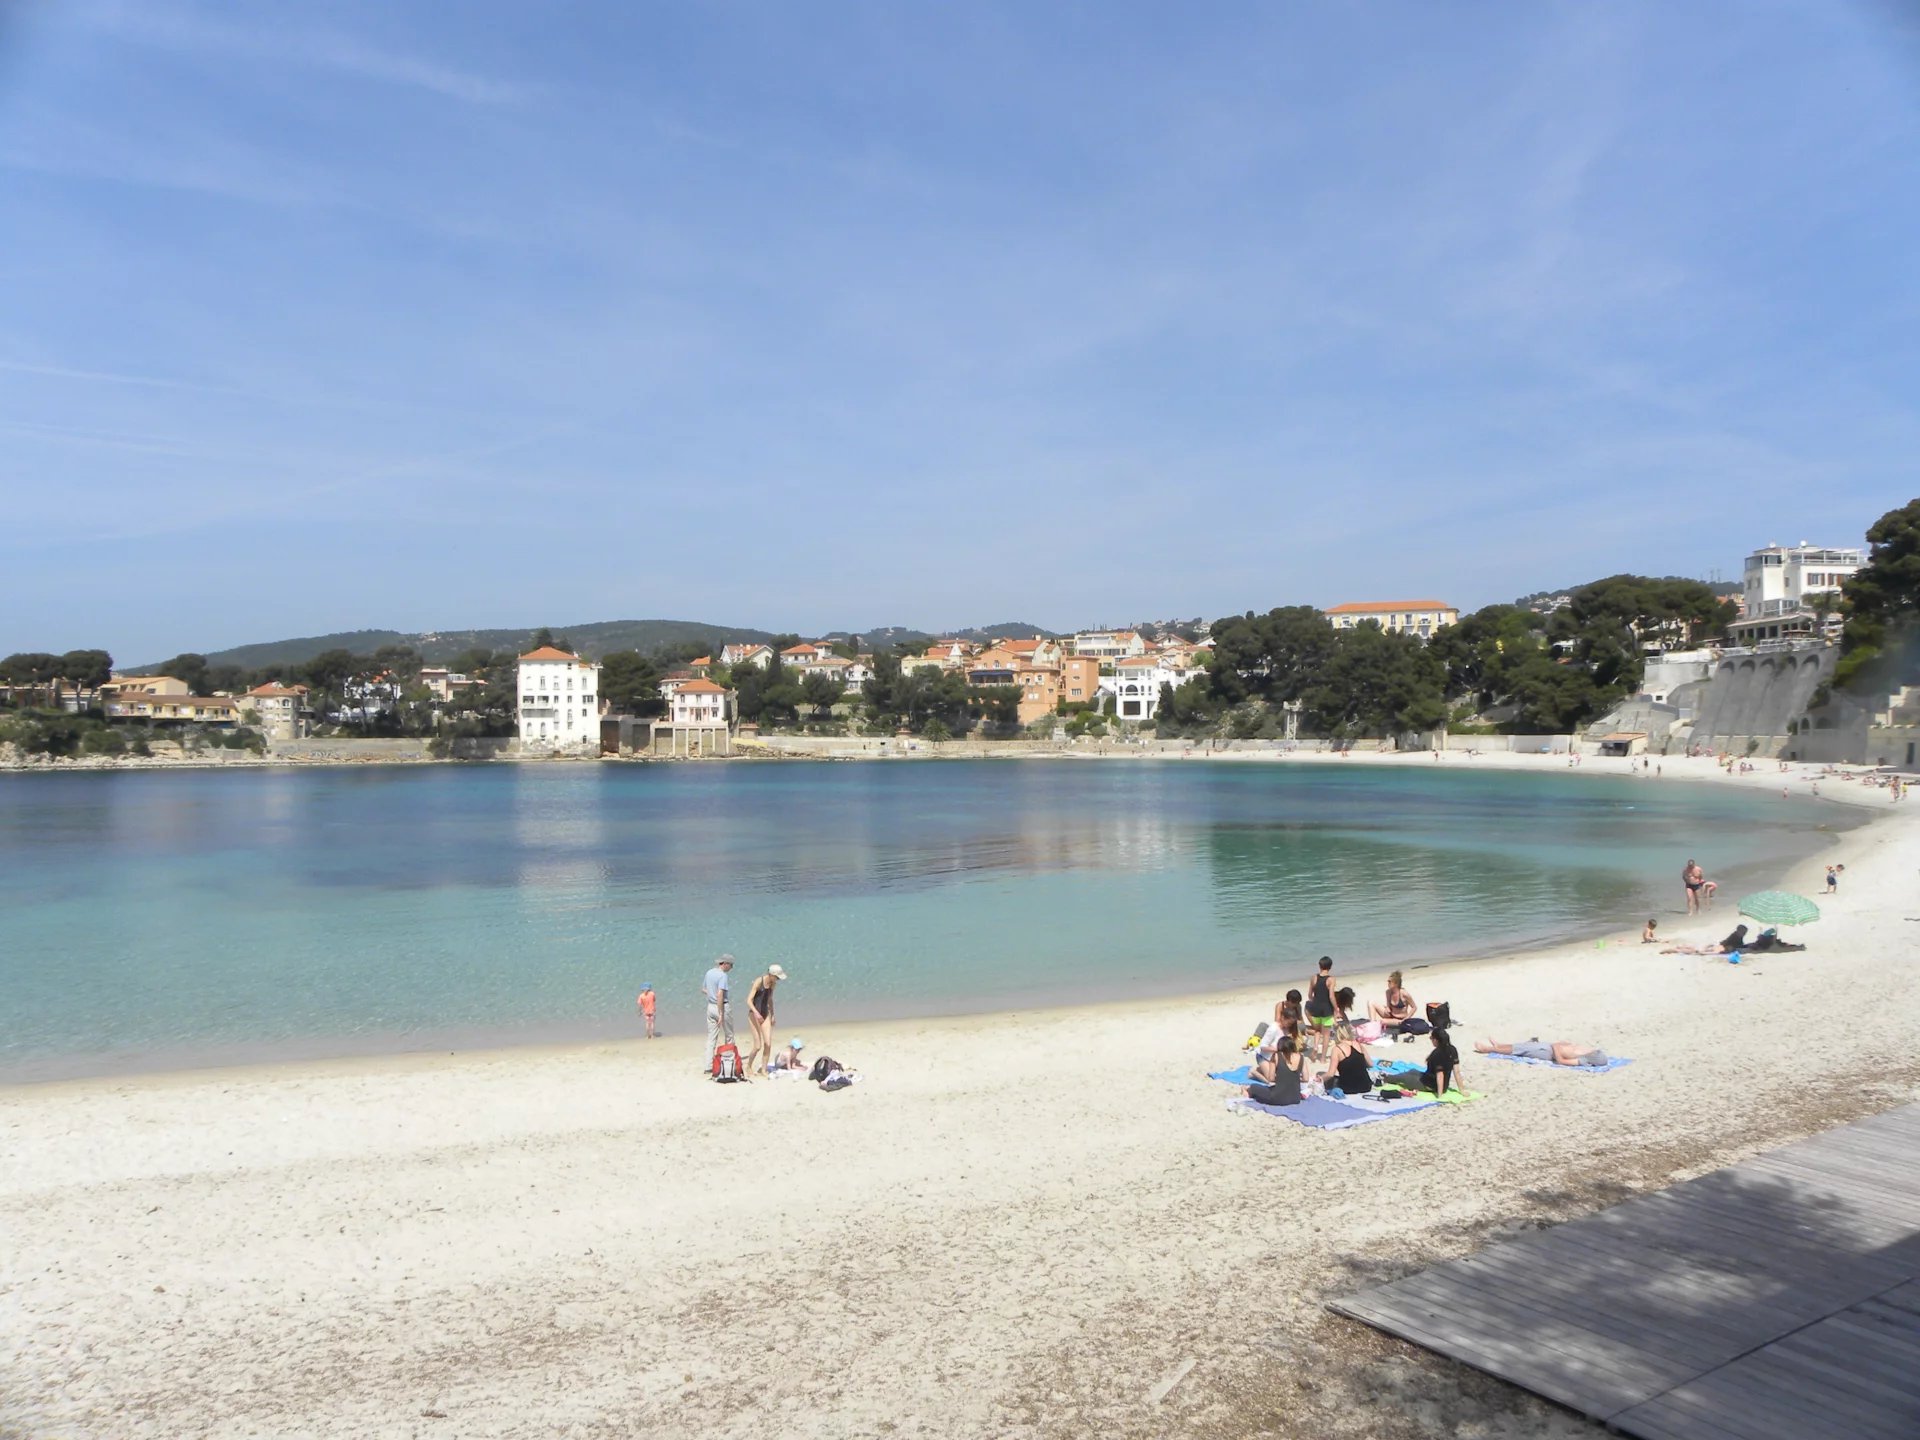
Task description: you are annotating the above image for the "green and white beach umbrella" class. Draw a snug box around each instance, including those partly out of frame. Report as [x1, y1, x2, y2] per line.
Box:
[1738, 890, 1821, 927]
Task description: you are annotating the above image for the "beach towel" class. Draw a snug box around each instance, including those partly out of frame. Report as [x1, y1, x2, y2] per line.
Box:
[1373, 1057, 1479, 1102]
[1208, 1064, 1256, 1085]
[1480, 1052, 1633, 1075]
[1225, 1091, 1437, 1129]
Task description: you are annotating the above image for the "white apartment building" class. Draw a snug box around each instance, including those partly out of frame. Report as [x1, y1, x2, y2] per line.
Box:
[1071, 630, 1148, 661]
[1728, 541, 1864, 645]
[1098, 658, 1208, 722]
[517, 645, 601, 750]
[1323, 601, 1459, 639]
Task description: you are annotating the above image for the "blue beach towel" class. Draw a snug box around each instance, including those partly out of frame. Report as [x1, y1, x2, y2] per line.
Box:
[1208, 1064, 1256, 1085]
[1481, 1051, 1634, 1074]
[1225, 1091, 1438, 1129]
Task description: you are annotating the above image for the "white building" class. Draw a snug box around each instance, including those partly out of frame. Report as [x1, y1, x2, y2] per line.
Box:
[720, 643, 773, 670]
[516, 645, 602, 751]
[1323, 601, 1459, 638]
[651, 679, 733, 756]
[1728, 541, 1864, 645]
[1099, 658, 1208, 722]
[1072, 630, 1148, 661]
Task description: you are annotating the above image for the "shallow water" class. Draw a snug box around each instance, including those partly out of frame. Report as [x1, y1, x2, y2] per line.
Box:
[0, 761, 1836, 1079]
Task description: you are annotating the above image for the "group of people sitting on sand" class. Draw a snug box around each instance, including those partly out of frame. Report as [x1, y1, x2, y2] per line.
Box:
[1242, 956, 1633, 1109]
[1244, 957, 1464, 1107]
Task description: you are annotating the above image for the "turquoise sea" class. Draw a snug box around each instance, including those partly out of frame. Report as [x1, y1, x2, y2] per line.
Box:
[0, 761, 1837, 1081]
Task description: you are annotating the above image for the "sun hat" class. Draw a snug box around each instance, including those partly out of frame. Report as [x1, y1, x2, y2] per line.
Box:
[768, 963, 788, 979]
[789, 1038, 804, 1050]
[716, 953, 735, 966]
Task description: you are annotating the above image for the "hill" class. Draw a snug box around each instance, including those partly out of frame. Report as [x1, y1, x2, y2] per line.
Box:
[148, 618, 1064, 672]
[155, 620, 778, 671]
[1514, 577, 1741, 614]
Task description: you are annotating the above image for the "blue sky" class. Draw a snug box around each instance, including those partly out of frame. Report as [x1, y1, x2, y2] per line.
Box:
[2, 1, 1916, 661]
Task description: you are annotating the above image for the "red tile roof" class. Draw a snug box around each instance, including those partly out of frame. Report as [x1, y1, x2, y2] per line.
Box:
[1324, 601, 1455, 615]
[518, 645, 581, 661]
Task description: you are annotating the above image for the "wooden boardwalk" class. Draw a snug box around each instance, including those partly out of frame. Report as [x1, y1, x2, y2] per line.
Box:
[1331, 1103, 1920, 1439]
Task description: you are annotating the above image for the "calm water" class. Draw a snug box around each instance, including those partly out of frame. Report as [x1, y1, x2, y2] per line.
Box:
[0, 761, 1837, 1080]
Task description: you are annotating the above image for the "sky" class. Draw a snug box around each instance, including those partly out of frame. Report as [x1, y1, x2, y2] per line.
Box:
[1, 1, 1917, 662]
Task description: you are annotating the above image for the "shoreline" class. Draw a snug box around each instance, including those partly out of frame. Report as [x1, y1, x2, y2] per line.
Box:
[5, 756, 1915, 1438]
[1, 749, 1876, 1092]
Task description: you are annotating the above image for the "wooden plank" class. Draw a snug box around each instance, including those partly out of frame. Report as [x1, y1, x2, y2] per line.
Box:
[1332, 1102, 1920, 1440]
[1330, 1290, 1636, 1420]
[1345, 1268, 1684, 1390]
[1438, 1243, 1798, 1359]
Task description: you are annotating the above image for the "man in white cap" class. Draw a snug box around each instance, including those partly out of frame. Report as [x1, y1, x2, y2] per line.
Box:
[702, 954, 736, 1072]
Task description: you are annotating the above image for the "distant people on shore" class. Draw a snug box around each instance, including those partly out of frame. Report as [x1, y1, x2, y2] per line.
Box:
[1474, 1038, 1609, 1068]
[1641, 918, 1658, 944]
[743, 963, 788, 1076]
[637, 984, 657, 1039]
[1826, 864, 1843, 894]
[1682, 859, 1706, 914]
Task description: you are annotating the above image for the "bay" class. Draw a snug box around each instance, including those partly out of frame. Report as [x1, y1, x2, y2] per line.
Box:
[0, 760, 1835, 1080]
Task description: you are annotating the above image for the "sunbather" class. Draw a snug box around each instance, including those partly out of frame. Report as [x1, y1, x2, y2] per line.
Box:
[1319, 1021, 1374, 1095]
[1416, 1027, 1463, 1096]
[1369, 971, 1417, 1026]
[1246, 1034, 1306, 1107]
[1474, 1038, 1610, 1067]
[1743, 927, 1806, 954]
[1662, 923, 1748, 955]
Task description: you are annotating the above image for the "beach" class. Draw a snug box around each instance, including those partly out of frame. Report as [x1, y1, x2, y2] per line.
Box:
[4, 752, 1916, 1439]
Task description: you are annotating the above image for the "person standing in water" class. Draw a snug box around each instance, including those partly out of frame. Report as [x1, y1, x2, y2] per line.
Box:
[636, 983, 657, 1039]
[1682, 858, 1706, 914]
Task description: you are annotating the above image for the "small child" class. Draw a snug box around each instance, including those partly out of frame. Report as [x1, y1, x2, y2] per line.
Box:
[637, 984, 657, 1038]
[1826, 864, 1843, 894]
[1641, 918, 1658, 944]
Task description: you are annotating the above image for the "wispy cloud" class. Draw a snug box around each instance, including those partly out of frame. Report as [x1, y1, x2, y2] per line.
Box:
[77, 1, 530, 107]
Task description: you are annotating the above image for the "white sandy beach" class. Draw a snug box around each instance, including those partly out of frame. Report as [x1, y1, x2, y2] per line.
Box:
[4, 752, 1917, 1440]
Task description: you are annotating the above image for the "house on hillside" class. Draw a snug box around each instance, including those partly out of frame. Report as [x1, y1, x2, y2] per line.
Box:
[1071, 630, 1148, 661]
[105, 692, 241, 725]
[242, 682, 310, 740]
[517, 645, 602, 752]
[1099, 656, 1208, 723]
[1323, 601, 1459, 639]
[720, 643, 773, 670]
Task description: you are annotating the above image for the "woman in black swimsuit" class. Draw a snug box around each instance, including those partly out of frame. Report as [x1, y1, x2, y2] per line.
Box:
[743, 964, 786, 1076]
[1320, 1021, 1374, 1095]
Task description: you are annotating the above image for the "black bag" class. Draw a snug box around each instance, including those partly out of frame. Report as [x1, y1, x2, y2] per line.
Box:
[1425, 1002, 1452, 1031]
[807, 1056, 839, 1083]
[1397, 1016, 1432, 1037]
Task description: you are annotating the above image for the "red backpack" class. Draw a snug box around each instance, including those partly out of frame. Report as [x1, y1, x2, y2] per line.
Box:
[711, 1044, 745, 1082]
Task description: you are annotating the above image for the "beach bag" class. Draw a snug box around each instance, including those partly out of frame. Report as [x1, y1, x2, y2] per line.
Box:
[1425, 1002, 1452, 1031]
[1397, 1017, 1431, 1037]
[807, 1056, 839, 1083]
[712, 1043, 744, 1082]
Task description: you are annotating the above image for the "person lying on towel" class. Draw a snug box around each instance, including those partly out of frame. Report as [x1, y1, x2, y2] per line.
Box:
[1474, 1038, 1609, 1067]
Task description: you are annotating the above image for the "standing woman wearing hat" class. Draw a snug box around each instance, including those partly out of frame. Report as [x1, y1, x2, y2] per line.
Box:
[744, 964, 788, 1076]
